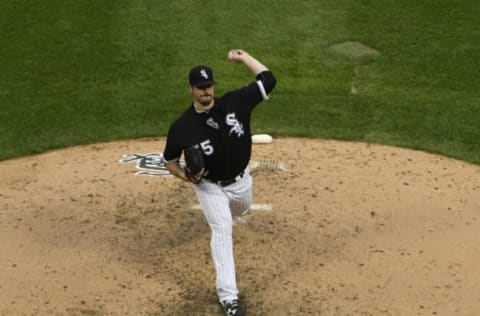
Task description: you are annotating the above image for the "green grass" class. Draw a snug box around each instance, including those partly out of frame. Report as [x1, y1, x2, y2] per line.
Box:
[1, 0, 479, 163]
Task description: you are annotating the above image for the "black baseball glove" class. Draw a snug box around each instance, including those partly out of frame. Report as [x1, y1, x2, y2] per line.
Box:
[183, 144, 205, 183]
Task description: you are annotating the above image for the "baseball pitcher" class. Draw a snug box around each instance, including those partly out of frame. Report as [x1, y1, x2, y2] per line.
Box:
[163, 49, 276, 316]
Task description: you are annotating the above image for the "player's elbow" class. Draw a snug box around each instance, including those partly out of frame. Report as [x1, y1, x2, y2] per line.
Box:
[257, 71, 276, 94]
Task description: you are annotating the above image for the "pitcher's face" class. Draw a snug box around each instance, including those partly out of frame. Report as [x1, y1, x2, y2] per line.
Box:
[190, 84, 214, 106]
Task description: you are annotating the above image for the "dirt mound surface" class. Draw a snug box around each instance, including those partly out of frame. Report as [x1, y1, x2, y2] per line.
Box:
[1, 138, 479, 315]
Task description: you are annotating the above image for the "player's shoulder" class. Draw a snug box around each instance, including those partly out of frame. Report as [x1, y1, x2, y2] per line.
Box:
[220, 82, 255, 99]
[170, 106, 195, 128]
[221, 81, 260, 106]
[181, 105, 197, 119]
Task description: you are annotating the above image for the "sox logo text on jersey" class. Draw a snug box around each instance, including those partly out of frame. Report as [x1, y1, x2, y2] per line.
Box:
[226, 113, 244, 138]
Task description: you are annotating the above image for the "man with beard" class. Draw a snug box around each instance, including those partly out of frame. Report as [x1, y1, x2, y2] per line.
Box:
[163, 49, 276, 315]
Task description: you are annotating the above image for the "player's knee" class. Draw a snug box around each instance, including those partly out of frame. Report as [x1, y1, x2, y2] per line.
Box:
[230, 198, 251, 215]
[211, 219, 233, 236]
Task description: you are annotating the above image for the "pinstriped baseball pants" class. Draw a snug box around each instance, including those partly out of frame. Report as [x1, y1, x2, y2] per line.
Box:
[194, 168, 252, 302]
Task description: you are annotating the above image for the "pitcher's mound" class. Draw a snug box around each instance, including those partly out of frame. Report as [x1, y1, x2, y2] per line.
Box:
[1, 138, 479, 315]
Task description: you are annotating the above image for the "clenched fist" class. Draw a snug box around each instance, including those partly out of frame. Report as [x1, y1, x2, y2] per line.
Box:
[227, 49, 248, 63]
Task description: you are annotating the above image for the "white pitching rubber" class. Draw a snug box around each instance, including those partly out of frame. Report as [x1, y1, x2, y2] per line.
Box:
[249, 203, 272, 212]
[252, 134, 273, 144]
[189, 204, 203, 211]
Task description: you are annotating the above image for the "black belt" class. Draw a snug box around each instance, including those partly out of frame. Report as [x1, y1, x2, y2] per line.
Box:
[204, 170, 245, 187]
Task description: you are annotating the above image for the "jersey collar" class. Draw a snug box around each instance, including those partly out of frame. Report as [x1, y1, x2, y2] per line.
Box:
[193, 101, 215, 114]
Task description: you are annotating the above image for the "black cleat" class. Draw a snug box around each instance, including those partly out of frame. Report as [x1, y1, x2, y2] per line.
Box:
[220, 299, 245, 316]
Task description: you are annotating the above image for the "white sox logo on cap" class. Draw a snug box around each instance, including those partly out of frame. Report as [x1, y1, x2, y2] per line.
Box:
[189, 65, 215, 88]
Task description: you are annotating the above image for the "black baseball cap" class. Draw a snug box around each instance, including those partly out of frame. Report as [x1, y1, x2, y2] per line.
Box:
[189, 65, 216, 88]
